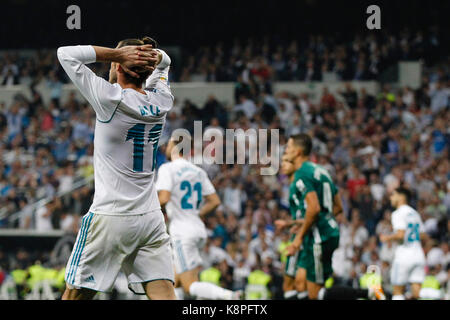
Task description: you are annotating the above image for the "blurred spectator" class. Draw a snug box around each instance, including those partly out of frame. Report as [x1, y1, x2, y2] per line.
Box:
[35, 201, 53, 232]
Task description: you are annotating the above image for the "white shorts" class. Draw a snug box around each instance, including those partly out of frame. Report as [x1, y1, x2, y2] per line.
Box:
[65, 210, 174, 294]
[390, 258, 425, 286]
[171, 236, 206, 274]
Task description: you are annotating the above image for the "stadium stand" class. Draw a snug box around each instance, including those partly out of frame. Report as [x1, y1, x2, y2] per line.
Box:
[0, 26, 448, 299]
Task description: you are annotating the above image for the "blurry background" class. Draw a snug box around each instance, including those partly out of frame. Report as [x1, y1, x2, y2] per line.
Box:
[0, 0, 448, 300]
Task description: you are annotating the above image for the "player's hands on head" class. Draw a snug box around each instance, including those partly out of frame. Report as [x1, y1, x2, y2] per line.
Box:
[116, 44, 159, 78]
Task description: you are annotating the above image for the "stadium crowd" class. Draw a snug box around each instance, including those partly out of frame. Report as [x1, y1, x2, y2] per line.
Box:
[0, 32, 449, 299]
[0, 28, 443, 85]
[177, 28, 442, 83]
[175, 65, 449, 298]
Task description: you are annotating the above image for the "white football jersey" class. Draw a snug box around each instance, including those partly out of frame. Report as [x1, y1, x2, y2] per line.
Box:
[155, 158, 216, 238]
[58, 45, 173, 215]
[391, 204, 425, 259]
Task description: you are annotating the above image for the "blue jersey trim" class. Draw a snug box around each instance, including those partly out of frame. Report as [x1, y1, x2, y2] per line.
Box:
[68, 212, 94, 284]
[97, 100, 121, 123]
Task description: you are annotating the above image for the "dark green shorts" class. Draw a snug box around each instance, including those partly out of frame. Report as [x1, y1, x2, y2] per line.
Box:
[284, 248, 301, 277]
[284, 244, 308, 277]
[299, 236, 339, 284]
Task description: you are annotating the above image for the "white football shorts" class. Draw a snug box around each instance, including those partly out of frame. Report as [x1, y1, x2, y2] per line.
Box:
[171, 235, 206, 274]
[390, 256, 425, 286]
[65, 210, 174, 294]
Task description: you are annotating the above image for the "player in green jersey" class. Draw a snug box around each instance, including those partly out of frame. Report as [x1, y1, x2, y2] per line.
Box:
[283, 134, 340, 299]
[275, 154, 307, 299]
[284, 134, 385, 300]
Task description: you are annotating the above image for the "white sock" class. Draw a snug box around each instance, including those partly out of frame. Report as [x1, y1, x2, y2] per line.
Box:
[284, 290, 298, 299]
[297, 291, 309, 300]
[392, 294, 405, 300]
[175, 287, 185, 300]
[189, 281, 234, 300]
[317, 288, 326, 300]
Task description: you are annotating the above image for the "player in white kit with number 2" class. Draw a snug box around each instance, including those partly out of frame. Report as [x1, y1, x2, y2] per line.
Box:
[57, 37, 176, 300]
[380, 187, 426, 300]
[156, 135, 242, 300]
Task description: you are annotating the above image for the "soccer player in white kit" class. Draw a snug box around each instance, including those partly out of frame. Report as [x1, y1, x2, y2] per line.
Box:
[155, 135, 242, 300]
[380, 187, 427, 300]
[57, 37, 176, 300]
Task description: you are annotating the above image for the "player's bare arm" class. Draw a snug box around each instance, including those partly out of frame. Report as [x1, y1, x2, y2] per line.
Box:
[289, 220, 304, 234]
[199, 193, 221, 218]
[380, 230, 405, 243]
[275, 219, 304, 231]
[158, 190, 171, 211]
[286, 191, 320, 256]
[380, 230, 428, 243]
[419, 232, 429, 241]
[275, 219, 291, 230]
[332, 191, 343, 217]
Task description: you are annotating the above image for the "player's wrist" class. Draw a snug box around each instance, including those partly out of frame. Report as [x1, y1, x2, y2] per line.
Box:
[92, 46, 121, 63]
[155, 50, 162, 66]
[114, 47, 128, 64]
[293, 234, 303, 246]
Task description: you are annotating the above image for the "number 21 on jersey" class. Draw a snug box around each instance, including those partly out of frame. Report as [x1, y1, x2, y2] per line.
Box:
[180, 180, 202, 209]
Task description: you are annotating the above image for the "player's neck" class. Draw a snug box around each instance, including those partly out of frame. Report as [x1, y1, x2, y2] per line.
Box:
[294, 156, 309, 170]
[396, 201, 408, 209]
[118, 80, 146, 95]
[171, 153, 183, 161]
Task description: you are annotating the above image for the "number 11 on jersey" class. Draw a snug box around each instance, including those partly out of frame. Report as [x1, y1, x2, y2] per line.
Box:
[126, 123, 162, 172]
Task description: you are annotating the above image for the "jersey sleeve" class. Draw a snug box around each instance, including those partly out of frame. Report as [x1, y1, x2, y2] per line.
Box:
[144, 49, 172, 97]
[155, 163, 173, 192]
[391, 210, 407, 231]
[201, 170, 216, 196]
[294, 171, 316, 195]
[57, 45, 122, 122]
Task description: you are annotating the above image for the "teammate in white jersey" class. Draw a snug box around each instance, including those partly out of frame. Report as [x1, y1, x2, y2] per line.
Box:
[380, 187, 427, 300]
[58, 37, 176, 300]
[156, 135, 241, 300]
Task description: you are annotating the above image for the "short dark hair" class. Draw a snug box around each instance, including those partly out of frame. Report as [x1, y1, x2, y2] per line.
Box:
[116, 36, 158, 86]
[290, 133, 312, 156]
[395, 186, 411, 202]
